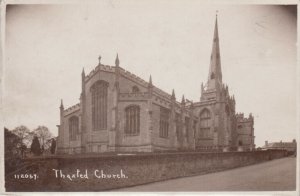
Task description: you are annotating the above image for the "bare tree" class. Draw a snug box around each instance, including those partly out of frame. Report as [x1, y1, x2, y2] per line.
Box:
[11, 126, 32, 148]
[34, 126, 52, 150]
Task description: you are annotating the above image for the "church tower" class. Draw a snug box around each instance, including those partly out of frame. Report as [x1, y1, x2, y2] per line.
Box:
[195, 14, 237, 152]
[201, 14, 223, 101]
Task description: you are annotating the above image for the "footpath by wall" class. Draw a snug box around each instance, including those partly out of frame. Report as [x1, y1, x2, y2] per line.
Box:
[5, 150, 287, 191]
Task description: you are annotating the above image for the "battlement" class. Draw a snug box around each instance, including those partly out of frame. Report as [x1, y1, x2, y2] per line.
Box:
[119, 92, 150, 100]
[236, 112, 244, 119]
[85, 64, 115, 81]
[101, 64, 115, 72]
[64, 103, 80, 116]
[119, 68, 148, 87]
[84, 62, 185, 104]
[236, 112, 253, 122]
[153, 87, 172, 100]
[119, 65, 173, 100]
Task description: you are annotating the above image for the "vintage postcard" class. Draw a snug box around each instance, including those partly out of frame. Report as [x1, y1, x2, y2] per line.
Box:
[0, 0, 298, 195]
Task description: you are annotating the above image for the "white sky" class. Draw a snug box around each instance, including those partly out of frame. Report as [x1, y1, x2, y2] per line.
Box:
[3, 2, 297, 147]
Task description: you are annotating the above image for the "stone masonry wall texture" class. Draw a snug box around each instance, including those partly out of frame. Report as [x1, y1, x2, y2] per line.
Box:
[5, 150, 287, 191]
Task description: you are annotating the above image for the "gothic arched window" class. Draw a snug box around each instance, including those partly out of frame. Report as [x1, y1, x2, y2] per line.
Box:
[160, 107, 170, 138]
[125, 105, 140, 135]
[199, 109, 212, 138]
[91, 80, 108, 131]
[69, 116, 79, 141]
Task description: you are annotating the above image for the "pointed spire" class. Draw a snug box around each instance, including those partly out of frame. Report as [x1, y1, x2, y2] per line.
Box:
[213, 12, 219, 43]
[148, 75, 153, 87]
[82, 68, 85, 77]
[148, 75, 153, 96]
[249, 113, 253, 119]
[115, 53, 119, 67]
[181, 95, 185, 105]
[81, 67, 86, 92]
[98, 55, 101, 65]
[60, 99, 64, 110]
[171, 89, 176, 100]
[206, 13, 222, 90]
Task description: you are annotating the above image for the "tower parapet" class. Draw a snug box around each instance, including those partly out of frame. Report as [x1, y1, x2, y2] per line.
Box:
[64, 103, 81, 116]
[236, 113, 254, 122]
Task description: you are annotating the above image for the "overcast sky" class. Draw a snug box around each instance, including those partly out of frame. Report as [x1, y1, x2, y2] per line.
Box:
[3, 2, 297, 147]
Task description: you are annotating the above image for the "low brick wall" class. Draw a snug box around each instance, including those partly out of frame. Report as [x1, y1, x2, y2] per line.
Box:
[6, 150, 287, 191]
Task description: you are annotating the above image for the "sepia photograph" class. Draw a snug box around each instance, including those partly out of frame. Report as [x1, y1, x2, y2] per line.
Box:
[1, 0, 298, 194]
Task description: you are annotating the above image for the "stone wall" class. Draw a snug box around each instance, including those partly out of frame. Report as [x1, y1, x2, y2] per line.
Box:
[5, 150, 287, 191]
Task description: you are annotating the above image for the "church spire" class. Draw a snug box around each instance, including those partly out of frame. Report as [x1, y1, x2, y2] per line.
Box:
[207, 13, 222, 90]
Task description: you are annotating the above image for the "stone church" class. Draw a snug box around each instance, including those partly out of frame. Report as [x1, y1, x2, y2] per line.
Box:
[57, 16, 255, 154]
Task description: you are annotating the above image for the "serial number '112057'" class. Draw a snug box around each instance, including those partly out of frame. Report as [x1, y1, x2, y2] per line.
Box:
[14, 173, 38, 180]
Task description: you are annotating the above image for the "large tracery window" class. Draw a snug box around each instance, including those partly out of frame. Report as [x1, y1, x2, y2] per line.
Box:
[159, 107, 170, 138]
[199, 109, 212, 138]
[69, 116, 79, 141]
[91, 80, 108, 131]
[125, 105, 140, 135]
